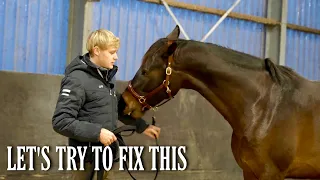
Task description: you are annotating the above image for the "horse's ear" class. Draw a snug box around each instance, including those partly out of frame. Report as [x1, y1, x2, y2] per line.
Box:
[264, 58, 281, 84]
[167, 42, 177, 56]
[166, 25, 180, 41]
[162, 41, 177, 58]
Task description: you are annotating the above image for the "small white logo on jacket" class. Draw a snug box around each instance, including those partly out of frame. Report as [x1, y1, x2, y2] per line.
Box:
[61, 89, 71, 96]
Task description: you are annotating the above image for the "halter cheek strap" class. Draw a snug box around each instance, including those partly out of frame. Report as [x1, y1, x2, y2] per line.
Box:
[127, 55, 175, 111]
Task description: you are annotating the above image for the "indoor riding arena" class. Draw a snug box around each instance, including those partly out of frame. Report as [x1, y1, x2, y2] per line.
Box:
[1, 0, 320, 180]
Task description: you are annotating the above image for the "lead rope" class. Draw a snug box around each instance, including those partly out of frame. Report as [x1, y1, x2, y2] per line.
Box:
[152, 115, 159, 180]
[112, 111, 160, 180]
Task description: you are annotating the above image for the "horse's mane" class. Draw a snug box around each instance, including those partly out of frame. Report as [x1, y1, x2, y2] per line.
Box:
[192, 41, 303, 86]
[144, 38, 303, 87]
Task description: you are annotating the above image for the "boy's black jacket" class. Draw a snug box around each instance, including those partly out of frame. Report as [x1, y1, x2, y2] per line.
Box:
[52, 53, 148, 162]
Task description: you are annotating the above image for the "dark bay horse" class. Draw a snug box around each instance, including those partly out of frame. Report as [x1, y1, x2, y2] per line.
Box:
[121, 25, 320, 180]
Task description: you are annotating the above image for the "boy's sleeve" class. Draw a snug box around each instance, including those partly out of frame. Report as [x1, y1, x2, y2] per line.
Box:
[52, 76, 102, 142]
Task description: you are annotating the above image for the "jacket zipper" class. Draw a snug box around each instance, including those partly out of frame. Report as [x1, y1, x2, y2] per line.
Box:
[111, 89, 115, 129]
[97, 69, 115, 129]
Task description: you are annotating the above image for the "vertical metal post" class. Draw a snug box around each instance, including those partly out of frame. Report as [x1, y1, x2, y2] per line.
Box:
[160, 0, 190, 40]
[81, 1, 94, 54]
[201, 0, 241, 42]
[264, 0, 282, 64]
[279, 0, 287, 66]
[66, 0, 86, 65]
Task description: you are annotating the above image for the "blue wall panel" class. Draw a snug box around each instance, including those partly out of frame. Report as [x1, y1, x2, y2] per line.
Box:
[89, 0, 266, 81]
[285, 0, 320, 80]
[286, 30, 320, 81]
[287, 0, 320, 29]
[0, 0, 70, 75]
[175, 0, 267, 17]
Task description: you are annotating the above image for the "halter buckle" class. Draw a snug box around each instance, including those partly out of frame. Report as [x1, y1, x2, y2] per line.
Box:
[139, 97, 146, 103]
[166, 67, 172, 75]
[163, 80, 170, 86]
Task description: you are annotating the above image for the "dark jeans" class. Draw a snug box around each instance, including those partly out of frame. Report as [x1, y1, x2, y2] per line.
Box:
[72, 143, 117, 180]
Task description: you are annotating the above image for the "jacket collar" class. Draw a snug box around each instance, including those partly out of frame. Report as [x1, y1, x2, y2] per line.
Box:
[82, 53, 118, 82]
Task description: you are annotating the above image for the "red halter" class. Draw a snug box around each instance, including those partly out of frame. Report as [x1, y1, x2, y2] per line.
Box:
[126, 55, 175, 111]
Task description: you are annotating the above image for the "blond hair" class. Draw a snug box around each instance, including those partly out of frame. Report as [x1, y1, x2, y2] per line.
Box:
[86, 29, 120, 55]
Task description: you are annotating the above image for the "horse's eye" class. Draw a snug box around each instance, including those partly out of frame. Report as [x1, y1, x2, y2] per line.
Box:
[141, 69, 148, 75]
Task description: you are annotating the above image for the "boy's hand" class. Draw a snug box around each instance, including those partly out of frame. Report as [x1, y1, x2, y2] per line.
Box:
[143, 125, 161, 139]
[99, 128, 117, 146]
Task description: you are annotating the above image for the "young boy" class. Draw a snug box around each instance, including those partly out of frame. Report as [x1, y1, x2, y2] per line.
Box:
[52, 29, 160, 180]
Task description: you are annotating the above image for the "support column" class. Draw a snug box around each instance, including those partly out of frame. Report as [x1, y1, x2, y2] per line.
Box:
[66, 0, 87, 65]
[264, 0, 287, 65]
[82, 0, 97, 54]
[279, 0, 288, 66]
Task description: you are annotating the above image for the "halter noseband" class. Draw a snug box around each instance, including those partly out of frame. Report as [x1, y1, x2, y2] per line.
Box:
[126, 54, 175, 111]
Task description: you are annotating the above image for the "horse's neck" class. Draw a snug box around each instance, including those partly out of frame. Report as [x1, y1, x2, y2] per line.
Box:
[179, 60, 268, 135]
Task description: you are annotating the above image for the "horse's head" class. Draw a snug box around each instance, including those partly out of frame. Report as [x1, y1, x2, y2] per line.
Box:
[122, 25, 183, 119]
